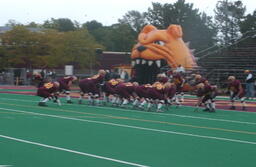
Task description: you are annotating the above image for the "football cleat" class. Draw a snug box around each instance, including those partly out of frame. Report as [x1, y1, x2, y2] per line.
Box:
[156, 109, 164, 112]
[38, 102, 47, 107]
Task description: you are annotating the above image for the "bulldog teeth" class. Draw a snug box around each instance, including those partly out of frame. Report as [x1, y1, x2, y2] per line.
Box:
[131, 61, 135, 67]
[190, 49, 195, 54]
[148, 61, 153, 66]
[156, 60, 161, 67]
[185, 42, 190, 47]
[142, 59, 147, 64]
[136, 59, 141, 64]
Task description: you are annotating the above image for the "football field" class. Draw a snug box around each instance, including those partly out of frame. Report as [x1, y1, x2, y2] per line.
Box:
[0, 93, 256, 167]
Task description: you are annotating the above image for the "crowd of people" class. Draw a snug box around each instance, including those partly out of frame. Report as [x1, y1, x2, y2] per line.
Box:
[33, 68, 254, 112]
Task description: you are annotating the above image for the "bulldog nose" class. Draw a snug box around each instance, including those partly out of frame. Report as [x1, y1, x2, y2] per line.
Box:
[137, 45, 147, 52]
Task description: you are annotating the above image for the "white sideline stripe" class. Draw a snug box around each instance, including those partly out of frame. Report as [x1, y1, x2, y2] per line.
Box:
[1, 97, 256, 126]
[91, 105, 256, 125]
[0, 165, 12, 167]
[1, 107, 256, 145]
[0, 135, 149, 167]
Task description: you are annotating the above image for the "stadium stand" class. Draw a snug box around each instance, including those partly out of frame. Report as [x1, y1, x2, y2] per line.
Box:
[196, 35, 256, 88]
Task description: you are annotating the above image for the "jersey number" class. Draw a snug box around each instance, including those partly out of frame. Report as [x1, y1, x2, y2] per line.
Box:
[44, 83, 54, 89]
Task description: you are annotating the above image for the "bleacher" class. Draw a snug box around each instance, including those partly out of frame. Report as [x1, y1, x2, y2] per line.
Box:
[196, 35, 256, 87]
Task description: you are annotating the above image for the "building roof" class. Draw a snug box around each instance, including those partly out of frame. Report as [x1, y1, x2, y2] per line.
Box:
[0, 26, 44, 34]
[96, 51, 131, 70]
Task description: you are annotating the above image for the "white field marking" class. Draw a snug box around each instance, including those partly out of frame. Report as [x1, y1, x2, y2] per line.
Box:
[1, 97, 256, 126]
[91, 105, 256, 126]
[0, 135, 149, 167]
[1, 107, 256, 145]
[0, 165, 12, 167]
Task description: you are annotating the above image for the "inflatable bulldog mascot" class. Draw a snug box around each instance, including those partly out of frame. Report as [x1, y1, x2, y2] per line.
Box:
[131, 24, 197, 84]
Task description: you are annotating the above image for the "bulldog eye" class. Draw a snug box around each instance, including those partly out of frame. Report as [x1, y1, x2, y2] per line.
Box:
[154, 40, 165, 46]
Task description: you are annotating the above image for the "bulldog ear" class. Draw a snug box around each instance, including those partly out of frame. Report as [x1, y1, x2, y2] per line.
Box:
[140, 25, 157, 34]
[167, 25, 183, 38]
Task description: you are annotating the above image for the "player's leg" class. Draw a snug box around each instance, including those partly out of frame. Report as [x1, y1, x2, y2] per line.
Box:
[240, 97, 246, 110]
[65, 90, 73, 103]
[209, 99, 216, 112]
[229, 91, 236, 110]
[156, 100, 164, 112]
[78, 91, 84, 104]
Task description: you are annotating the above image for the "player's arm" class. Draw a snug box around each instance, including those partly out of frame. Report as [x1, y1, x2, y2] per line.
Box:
[54, 93, 61, 106]
[181, 78, 185, 87]
[238, 83, 243, 96]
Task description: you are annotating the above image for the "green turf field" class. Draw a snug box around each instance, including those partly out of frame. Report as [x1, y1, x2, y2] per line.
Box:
[0, 93, 256, 167]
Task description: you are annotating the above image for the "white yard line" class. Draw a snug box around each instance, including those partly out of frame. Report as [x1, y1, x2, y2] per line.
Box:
[0, 107, 256, 145]
[0, 134, 149, 167]
[1, 97, 256, 126]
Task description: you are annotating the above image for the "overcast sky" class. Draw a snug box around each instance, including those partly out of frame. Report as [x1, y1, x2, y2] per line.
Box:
[0, 0, 255, 26]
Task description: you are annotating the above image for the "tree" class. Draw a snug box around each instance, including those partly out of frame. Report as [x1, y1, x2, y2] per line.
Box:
[118, 10, 148, 34]
[0, 26, 102, 69]
[43, 18, 76, 32]
[82, 21, 136, 52]
[82, 20, 104, 42]
[214, 0, 246, 45]
[58, 29, 102, 68]
[0, 26, 47, 68]
[146, 0, 217, 53]
[239, 10, 256, 35]
[26, 22, 40, 28]
[105, 23, 137, 52]
[37, 29, 102, 68]
[82, 20, 103, 32]
[5, 19, 22, 27]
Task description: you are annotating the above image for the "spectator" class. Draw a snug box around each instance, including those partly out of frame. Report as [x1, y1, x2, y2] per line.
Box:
[40, 69, 45, 79]
[104, 70, 111, 81]
[120, 69, 129, 81]
[244, 70, 255, 100]
[109, 69, 120, 79]
[47, 70, 56, 81]
[176, 64, 185, 73]
[26, 70, 33, 85]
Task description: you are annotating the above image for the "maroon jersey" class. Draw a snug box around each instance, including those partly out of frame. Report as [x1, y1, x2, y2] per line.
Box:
[147, 82, 165, 100]
[37, 82, 59, 98]
[58, 76, 75, 85]
[228, 79, 244, 98]
[135, 84, 151, 98]
[195, 77, 207, 85]
[157, 77, 169, 84]
[58, 76, 76, 91]
[34, 74, 43, 81]
[204, 84, 213, 95]
[33, 73, 45, 88]
[173, 73, 184, 86]
[102, 79, 120, 95]
[228, 80, 242, 93]
[196, 84, 214, 97]
[164, 85, 177, 99]
[79, 75, 103, 95]
[116, 82, 135, 99]
[173, 73, 185, 93]
[200, 84, 218, 103]
[86, 74, 104, 84]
